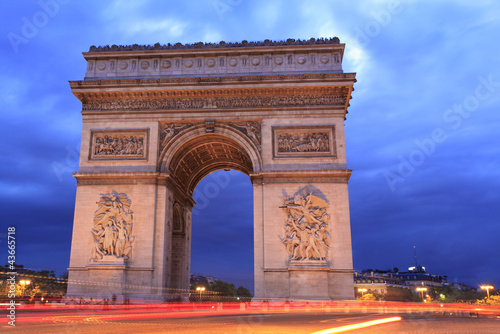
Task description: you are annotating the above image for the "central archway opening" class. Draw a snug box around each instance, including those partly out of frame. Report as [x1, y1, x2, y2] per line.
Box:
[191, 169, 254, 297]
[165, 130, 260, 300]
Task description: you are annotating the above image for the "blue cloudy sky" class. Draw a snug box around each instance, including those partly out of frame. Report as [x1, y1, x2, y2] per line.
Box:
[1, 0, 499, 293]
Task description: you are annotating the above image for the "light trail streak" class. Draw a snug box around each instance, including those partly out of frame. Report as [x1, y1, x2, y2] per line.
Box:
[310, 316, 402, 334]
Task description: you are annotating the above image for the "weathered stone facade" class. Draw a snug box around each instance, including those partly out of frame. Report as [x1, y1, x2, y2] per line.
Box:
[67, 38, 356, 301]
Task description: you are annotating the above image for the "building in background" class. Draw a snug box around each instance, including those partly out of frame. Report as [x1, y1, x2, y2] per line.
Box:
[353, 264, 479, 298]
[354, 270, 408, 296]
[393, 265, 443, 291]
[190, 273, 218, 286]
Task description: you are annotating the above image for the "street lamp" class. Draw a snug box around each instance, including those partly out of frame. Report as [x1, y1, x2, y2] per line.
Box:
[196, 286, 205, 301]
[358, 288, 367, 296]
[19, 280, 31, 298]
[480, 285, 494, 300]
[416, 287, 427, 302]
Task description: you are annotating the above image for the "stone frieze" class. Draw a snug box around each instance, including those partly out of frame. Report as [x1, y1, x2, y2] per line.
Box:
[82, 94, 345, 111]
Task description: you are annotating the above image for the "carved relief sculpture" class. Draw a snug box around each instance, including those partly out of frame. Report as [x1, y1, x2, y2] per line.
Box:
[90, 129, 149, 160]
[91, 191, 135, 261]
[279, 189, 330, 261]
[277, 132, 329, 153]
[82, 94, 345, 111]
[273, 125, 336, 158]
[94, 135, 144, 156]
[160, 121, 262, 152]
[160, 123, 194, 147]
[229, 121, 261, 148]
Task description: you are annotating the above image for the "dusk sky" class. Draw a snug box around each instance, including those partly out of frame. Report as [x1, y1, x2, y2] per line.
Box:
[1, 1, 499, 293]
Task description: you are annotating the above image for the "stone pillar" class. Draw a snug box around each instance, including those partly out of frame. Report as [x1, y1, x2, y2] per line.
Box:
[251, 177, 265, 299]
[252, 176, 354, 301]
[67, 175, 170, 302]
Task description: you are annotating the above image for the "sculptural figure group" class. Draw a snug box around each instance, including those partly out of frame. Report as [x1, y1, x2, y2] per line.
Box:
[278, 133, 329, 153]
[91, 191, 135, 261]
[94, 135, 144, 156]
[280, 190, 331, 261]
[160, 121, 262, 149]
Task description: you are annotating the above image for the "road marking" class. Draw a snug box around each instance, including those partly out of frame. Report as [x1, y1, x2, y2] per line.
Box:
[310, 316, 402, 333]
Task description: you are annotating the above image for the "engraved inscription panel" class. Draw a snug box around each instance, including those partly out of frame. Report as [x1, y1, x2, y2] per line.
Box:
[273, 125, 336, 158]
[89, 129, 149, 160]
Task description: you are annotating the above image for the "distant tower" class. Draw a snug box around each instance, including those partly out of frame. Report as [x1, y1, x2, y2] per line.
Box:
[413, 245, 418, 267]
[410, 245, 425, 273]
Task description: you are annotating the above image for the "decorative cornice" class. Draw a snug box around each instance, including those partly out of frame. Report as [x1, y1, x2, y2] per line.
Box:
[251, 170, 352, 177]
[73, 172, 161, 179]
[88, 37, 341, 52]
[262, 268, 354, 273]
[71, 73, 356, 90]
[73, 172, 162, 185]
[250, 170, 352, 184]
[70, 40, 356, 118]
[72, 84, 352, 112]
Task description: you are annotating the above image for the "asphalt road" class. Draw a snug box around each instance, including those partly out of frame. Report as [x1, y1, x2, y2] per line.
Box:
[3, 310, 499, 333]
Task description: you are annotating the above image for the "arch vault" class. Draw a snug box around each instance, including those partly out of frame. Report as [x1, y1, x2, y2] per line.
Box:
[67, 38, 356, 301]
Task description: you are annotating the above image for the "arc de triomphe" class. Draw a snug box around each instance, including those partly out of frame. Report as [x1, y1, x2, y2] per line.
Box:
[67, 38, 356, 301]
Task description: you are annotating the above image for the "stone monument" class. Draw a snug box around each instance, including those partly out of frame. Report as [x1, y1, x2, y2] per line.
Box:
[67, 38, 357, 301]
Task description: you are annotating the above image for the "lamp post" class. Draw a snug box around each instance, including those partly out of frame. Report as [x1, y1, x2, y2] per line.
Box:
[480, 285, 494, 300]
[19, 280, 31, 298]
[358, 288, 367, 296]
[416, 287, 427, 302]
[196, 286, 205, 301]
